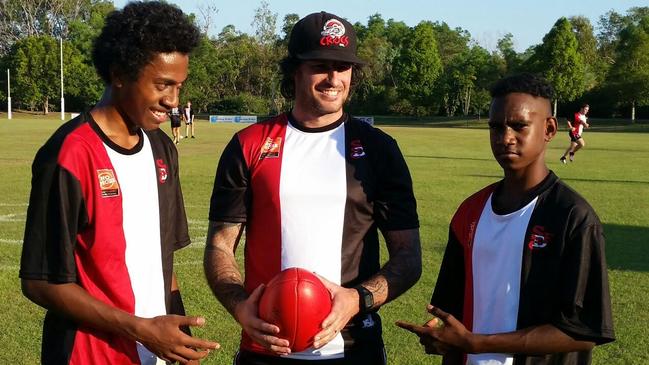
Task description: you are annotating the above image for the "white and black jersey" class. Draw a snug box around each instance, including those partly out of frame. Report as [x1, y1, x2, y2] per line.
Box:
[20, 113, 190, 365]
[209, 113, 419, 360]
[431, 172, 615, 365]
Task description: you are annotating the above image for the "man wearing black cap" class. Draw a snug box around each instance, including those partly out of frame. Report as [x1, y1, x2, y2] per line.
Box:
[204, 11, 422, 365]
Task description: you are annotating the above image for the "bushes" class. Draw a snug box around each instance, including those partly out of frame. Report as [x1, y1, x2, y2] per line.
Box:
[209, 93, 271, 115]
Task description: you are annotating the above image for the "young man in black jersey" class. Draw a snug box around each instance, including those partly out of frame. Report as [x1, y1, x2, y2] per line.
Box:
[19, 2, 218, 364]
[397, 73, 614, 365]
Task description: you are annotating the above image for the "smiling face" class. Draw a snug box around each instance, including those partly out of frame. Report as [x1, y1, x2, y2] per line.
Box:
[292, 60, 352, 124]
[489, 92, 557, 174]
[113, 52, 188, 131]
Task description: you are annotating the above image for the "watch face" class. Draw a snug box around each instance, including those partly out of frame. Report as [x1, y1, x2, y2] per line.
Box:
[364, 291, 374, 308]
[357, 286, 373, 312]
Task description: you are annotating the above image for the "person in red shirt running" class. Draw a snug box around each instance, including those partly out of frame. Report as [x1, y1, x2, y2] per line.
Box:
[560, 103, 590, 163]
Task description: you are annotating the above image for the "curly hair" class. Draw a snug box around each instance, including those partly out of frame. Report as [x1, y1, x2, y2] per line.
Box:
[490, 73, 555, 101]
[279, 56, 364, 100]
[92, 1, 200, 84]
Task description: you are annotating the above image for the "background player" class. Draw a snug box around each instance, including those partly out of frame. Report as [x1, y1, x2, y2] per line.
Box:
[19, 2, 219, 364]
[397, 74, 614, 364]
[183, 100, 195, 139]
[560, 103, 590, 163]
[204, 11, 421, 365]
[169, 106, 182, 144]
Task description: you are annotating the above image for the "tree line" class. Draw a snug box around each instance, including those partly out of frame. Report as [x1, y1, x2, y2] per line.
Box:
[1, 1, 648, 121]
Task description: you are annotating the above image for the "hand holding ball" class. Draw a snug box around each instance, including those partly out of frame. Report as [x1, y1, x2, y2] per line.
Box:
[258, 268, 333, 352]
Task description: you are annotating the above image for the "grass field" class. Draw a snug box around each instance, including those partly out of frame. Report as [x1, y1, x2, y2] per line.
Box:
[1, 114, 648, 364]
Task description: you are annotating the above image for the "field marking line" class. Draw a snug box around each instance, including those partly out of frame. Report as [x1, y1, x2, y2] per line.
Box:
[0, 238, 23, 244]
[0, 213, 25, 222]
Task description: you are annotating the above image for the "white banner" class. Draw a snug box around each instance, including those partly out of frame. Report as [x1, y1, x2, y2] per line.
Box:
[209, 115, 257, 123]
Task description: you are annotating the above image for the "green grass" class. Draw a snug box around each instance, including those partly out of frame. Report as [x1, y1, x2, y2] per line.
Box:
[1, 114, 648, 364]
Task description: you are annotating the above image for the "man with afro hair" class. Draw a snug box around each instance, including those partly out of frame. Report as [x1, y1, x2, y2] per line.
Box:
[397, 73, 614, 365]
[20, 2, 219, 364]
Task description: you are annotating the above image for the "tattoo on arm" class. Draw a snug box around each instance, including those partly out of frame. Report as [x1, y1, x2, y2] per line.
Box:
[362, 229, 422, 309]
[203, 221, 247, 317]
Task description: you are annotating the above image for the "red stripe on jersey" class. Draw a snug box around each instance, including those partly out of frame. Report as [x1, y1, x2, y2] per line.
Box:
[450, 184, 495, 336]
[58, 123, 138, 364]
[236, 115, 288, 354]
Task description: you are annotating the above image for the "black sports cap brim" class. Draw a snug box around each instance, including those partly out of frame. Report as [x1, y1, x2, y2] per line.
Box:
[296, 49, 366, 65]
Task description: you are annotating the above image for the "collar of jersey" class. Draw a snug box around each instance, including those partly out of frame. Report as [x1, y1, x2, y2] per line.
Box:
[491, 171, 558, 215]
[86, 112, 144, 155]
[287, 112, 347, 133]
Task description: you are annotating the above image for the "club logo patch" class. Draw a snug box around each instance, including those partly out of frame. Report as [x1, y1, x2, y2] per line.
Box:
[320, 18, 349, 47]
[528, 225, 553, 250]
[97, 169, 119, 197]
[260, 137, 282, 160]
[156, 159, 168, 184]
[350, 139, 366, 159]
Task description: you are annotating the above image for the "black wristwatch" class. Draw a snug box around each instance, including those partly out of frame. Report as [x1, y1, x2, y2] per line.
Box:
[354, 285, 374, 314]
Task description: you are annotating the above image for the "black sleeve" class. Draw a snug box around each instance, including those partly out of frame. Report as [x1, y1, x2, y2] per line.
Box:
[553, 222, 615, 344]
[208, 135, 250, 223]
[171, 143, 190, 250]
[430, 226, 465, 320]
[373, 137, 419, 231]
[20, 158, 88, 283]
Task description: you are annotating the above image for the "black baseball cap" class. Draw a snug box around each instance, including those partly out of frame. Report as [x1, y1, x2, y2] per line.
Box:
[288, 11, 366, 65]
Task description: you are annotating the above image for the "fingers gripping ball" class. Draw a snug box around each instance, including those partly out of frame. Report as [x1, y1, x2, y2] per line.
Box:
[258, 268, 332, 352]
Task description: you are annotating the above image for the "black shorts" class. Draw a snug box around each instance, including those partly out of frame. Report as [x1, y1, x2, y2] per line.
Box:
[234, 346, 387, 365]
[171, 118, 181, 128]
[569, 131, 581, 142]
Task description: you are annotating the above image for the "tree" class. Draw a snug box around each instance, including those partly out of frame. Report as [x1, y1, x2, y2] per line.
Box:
[436, 45, 499, 116]
[196, 3, 219, 35]
[0, 0, 106, 55]
[280, 13, 299, 44]
[570, 16, 602, 88]
[251, 0, 278, 46]
[8, 36, 60, 113]
[606, 15, 649, 122]
[531, 17, 586, 116]
[393, 21, 442, 115]
[497, 33, 521, 74]
[64, 1, 113, 109]
[431, 21, 470, 67]
[182, 36, 220, 113]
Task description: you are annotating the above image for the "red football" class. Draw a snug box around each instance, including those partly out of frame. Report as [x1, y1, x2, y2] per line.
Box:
[258, 267, 333, 352]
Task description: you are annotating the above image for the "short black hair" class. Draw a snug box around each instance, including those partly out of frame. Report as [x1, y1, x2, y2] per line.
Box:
[92, 1, 200, 84]
[279, 56, 364, 100]
[490, 73, 555, 101]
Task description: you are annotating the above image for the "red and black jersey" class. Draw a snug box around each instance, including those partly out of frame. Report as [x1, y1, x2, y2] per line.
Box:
[431, 172, 615, 365]
[209, 113, 418, 359]
[20, 113, 190, 365]
[571, 112, 587, 137]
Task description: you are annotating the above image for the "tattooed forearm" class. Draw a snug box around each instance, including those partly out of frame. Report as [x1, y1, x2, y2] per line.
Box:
[203, 221, 248, 317]
[362, 228, 422, 309]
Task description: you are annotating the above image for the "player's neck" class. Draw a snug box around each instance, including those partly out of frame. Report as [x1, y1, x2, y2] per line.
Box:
[493, 166, 548, 213]
[501, 165, 549, 197]
[290, 107, 344, 129]
[91, 89, 141, 149]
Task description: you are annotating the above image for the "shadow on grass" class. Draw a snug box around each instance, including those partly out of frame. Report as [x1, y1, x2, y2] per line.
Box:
[405, 155, 493, 162]
[547, 146, 649, 153]
[604, 224, 649, 272]
[467, 174, 649, 185]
